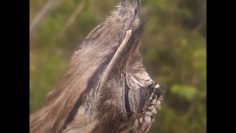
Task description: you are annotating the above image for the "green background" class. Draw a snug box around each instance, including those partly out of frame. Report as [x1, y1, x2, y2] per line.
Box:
[30, 0, 206, 133]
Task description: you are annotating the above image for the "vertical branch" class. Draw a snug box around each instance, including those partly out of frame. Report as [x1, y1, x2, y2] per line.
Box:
[30, 0, 62, 39]
[59, 1, 85, 35]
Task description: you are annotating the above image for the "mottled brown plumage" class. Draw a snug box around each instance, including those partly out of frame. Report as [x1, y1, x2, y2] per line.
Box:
[30, 0, 163, 133]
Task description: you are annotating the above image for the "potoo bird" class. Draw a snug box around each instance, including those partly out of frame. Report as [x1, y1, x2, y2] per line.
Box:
[30, 0, 163, 133]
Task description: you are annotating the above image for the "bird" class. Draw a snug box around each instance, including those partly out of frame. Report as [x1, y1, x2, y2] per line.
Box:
[30, 0, 163, 133]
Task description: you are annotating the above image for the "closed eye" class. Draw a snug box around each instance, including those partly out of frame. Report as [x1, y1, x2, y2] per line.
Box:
[124, 79, 132, 117]
[134, 8, 137, 15]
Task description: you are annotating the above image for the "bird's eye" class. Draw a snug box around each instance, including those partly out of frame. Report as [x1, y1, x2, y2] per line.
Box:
[134, 8, 137, 15]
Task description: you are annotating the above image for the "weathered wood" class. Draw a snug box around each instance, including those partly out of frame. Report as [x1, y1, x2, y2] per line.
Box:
[30, 0, 163, 133]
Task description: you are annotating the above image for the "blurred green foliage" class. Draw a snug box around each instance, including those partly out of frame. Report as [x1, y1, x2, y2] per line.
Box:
[30, 0, 206, 133]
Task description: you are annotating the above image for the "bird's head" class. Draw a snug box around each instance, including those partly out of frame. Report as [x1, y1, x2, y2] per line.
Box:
[84, 0, 164, 131]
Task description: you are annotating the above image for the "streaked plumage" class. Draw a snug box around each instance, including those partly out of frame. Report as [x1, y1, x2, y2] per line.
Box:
[30, 0, 163, 133]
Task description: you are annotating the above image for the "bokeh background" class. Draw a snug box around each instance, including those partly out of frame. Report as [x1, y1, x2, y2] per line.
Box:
[30, 0, 206, 133]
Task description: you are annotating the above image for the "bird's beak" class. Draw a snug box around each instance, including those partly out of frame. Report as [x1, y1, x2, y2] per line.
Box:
[96, 23, 143, 96]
